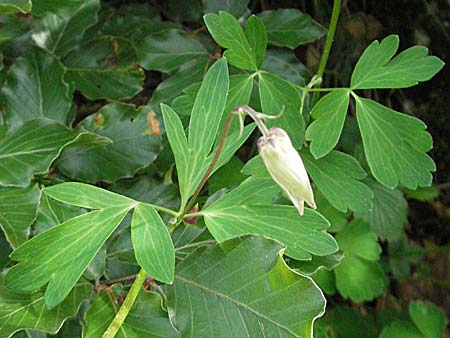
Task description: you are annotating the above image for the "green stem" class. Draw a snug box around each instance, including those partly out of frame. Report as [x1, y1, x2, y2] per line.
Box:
[316, 0, 341, 80]
[102, 269, 147, 338]
[144, 203, 178, 216]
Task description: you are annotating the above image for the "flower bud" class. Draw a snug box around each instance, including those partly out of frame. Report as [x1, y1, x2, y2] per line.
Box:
[258, 128, 316, 215]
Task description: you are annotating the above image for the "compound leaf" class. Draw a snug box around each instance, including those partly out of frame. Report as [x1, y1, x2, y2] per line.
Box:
[5, 206, 130, 308]
[351, 35, 444, 89]
[167, 235, 326, 337]
[355, 96, 435, 189]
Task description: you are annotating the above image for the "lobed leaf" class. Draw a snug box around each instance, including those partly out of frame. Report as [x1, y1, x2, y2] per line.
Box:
[351, 35, 445, 89]
[305, 89, 350, 159]
[167, 235, 326, 337]
[202, 178, 338, 260]
[301, 149, 373, 213]
[5, 206, 130, 308]
[355, 96, 435, 189]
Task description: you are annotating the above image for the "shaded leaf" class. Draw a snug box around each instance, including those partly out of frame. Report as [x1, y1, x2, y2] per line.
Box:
[202, 0, 249, 18]
[0, 0, 31, 14]
[334, 220, 386, 302]
[0, 185, 40, 249]
[0, 277, 91, 337]
[351, 35, 444, 89]
[58, 103, 161, 183]
[131, 203, 175, 283]
[262, 48, 308, 85]
[301, 150, 373, 213]
[32, 0, 100, 58]
[83, 291, 180, 338]
[31, 0, 84, 15]
[409, 301, 447, 338]
[1, 46, 73, 126]
[291, 251, 344, 275]
[204, 11, 257, 70]
[138, 28, 207, 72]
[5, 206, 130, 308]
[202, 178, 338, 260]
[355, 96, 435, 189]
[355, 180, 407, 241]
[167, 235, 326, 337]
[380, 321, 423, 338]
[259, 71, 304, 148]
[63, 36, 144, 100]
[305, 89, 350, 159]
[0, 119, 109, 187]
[258, 9, 326, 48]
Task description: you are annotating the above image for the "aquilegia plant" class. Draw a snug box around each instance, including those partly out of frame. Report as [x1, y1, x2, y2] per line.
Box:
[0, 2, 445, 338]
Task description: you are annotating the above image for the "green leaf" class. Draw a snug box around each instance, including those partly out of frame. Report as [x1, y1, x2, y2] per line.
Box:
[334, 220, 386, 302]
[244, 15, 268, 68]
[202, 178, 338, 260]
[355, 96, 435, 189]
[305, 89, 350, 159]
[208, 156, 246, 193]
[1, 46, 73, 126]
[202, 0, 249, 18]
[0, 119, 109, 187]
[258, 9, 326, 48]
[262, 48, 308, 85]
[409, 301, 447, 338]
[0, 277, 91, 337]
[83, 291, 180, 338]
[291, 251, 344, 275]
[351, 35, 445, 89]
[58, 103, 161, 183]
[31, 0, 84, 15]
[131, 203, 175, 283]
[167, 235, 326, 337]
[32, 0, 100, 58]
[259, 71, 304, 148]
[0, 0, 31, 14]
[188, 58, 229, 160]
[5, 206, 130, 308]
[149, 58, 209, 112]
[380, 321, 423, 338]
[404, 186, 439, 202]
[63, 36, 144, 100]
[355, 180, 407, 241]
[0, 185, 40, 249]
[204, 11, 257, 70]
[301, 150, 373, 213]
[138, 28, 207, 72]
[328, 306, 378, 338]
[44, 182, 134, 209]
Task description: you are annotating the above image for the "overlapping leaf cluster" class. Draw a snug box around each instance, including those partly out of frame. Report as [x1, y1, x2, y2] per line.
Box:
[0, 1, 446, 337]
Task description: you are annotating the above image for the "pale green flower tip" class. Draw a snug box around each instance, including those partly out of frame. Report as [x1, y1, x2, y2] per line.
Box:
[258, 127, 316, 216]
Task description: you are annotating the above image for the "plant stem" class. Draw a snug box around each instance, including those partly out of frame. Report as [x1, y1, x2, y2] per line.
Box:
[102, 268, 147, 338]
[316, 0, 341, 81]
[312, 0, 341, 102]
[144, 203, 179, 216]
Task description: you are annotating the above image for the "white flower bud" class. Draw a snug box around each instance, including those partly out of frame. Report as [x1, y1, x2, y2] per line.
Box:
[258, 128, 316, 216]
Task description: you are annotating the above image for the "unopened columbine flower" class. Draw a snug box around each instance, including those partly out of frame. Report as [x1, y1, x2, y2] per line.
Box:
[258, 127, 316, 216]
